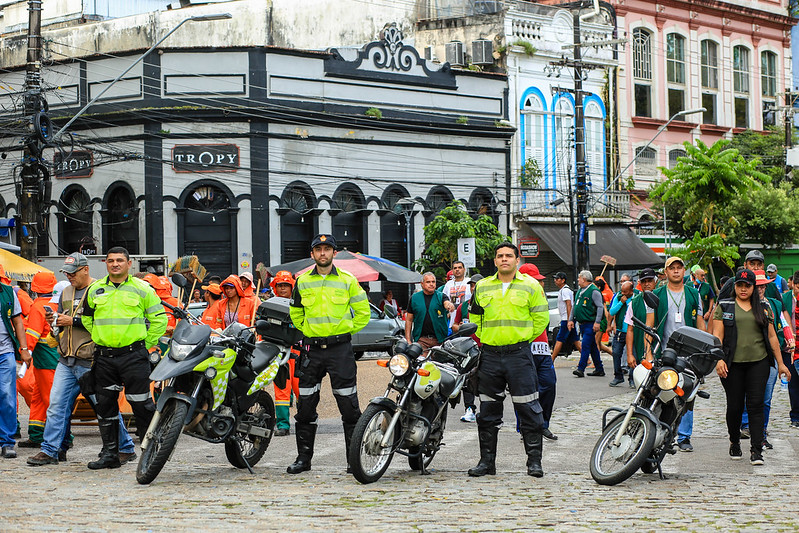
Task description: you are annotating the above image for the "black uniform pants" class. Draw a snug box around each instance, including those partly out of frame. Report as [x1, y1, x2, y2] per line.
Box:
[477, 344, 544, 433]
[295, 341, 361, 426]
[93, 347, 155, 438]
[720, 356, 771, 452]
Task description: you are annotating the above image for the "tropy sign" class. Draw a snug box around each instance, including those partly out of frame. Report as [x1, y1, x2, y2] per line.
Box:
[53, 151, 93, 178]
[172, 144, 239, 173]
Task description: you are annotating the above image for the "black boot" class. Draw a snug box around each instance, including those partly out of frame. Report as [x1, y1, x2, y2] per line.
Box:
[522, 431, 544, 477]
[287, 423, 316, 474]
[88, 419, 121, 470]
[343, 422, 356, 474]
[468, 426, 498, 477]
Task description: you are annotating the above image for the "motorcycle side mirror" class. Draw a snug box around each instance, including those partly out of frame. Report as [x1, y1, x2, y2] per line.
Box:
[454, 322, 477, 337]
[383, 304, 397, 319]
[171, 272, 188, 288]
[642, 290, 659, 310]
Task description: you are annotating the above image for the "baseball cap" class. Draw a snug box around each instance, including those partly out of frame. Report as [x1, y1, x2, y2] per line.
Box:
[639, 268, 657, 280]
[664, 256, 684, 269]
[745, 250, 765, 263]
[553, 272, 567, 280]
[753, 270, 774, 286]
[735, 268, 756, 285]
[60, 252, 89, 274]
[446, 270, 453, 280]
[310, 234, 337, 250]
[519, 263, 545, 280]
[766, 263, 777, 273]
[201, 283, 222, 295]
[51, 280, 70, 304]
[468, 274, 484, 284]
[690, 265, 702, 274]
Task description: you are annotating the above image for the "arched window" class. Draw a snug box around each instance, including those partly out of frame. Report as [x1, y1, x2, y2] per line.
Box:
[425, 186, 454, 223]
[584, 100, 604, 189]
[468, 188, 496, 223]
[633, 28, 653, 117]
[668, 149, 687, 169]
[522, 92, 546, 187]
[666, 33, 686, 116]
[634, 146, 657, 177]
[701, 39, 719, 124]
[103, 184, 139, 254]
[381, 185, 413, 307]
[59, 187, 94, 254]
[733, 45, 750, 128]
[280, 182, 316, 263]
[553, 97, 574, 192]
[181, 182, 234, 279]
[332, 184, 365, 252]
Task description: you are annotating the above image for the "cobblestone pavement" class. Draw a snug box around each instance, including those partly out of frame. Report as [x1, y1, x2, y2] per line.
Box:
[4, 354, 799, 532]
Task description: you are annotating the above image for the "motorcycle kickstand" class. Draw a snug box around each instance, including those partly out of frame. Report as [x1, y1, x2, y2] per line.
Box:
[656, 461, 665, 480]
[234, 435, 256, 475]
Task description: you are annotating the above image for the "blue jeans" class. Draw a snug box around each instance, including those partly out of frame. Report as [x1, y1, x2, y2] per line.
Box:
[611, 331, 627, 380]
[741, 359, 778, 432]
[0, 352, 16, 447]
[677, 409, 693, 442]
[577, 323, 603, 373]
[40, 362, 135, 459]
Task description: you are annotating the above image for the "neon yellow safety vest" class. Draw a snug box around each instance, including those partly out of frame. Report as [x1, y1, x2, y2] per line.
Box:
[290, 265, 370, 338]
[82, 275, 167, 349]
[469, 270, 549, 346]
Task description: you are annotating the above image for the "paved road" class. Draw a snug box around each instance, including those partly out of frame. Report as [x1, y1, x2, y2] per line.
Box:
[5, 352, 799, 532]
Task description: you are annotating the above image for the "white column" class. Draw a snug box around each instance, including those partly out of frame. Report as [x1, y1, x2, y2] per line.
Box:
[317, 199, 332, 234]
[269, 200, 281, 265]
[163, 199, 178, 262]
[237, 199, 252, 273]
[92, 203, 102, 253]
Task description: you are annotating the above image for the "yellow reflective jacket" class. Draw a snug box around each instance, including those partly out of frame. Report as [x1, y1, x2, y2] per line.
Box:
[82, 275, 168, 349]
[469, 270, 549, 346]
[289, 265, 370, 338]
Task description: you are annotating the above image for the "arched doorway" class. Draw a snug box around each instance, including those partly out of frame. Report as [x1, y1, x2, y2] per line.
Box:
[468, 188, 497, 225]
[181, 182, 234, 279]
[59, 187, 95, 254]
[103, 184, 139, 254]
[280, 182, 316, 263]
[381, 185, 411, 309]
[425, 186, 454, 224]
[332, 184, 365, 252]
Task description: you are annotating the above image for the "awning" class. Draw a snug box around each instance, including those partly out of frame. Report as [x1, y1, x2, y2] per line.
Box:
[528, 224, 663, 269]
[0, 248, 53, 281]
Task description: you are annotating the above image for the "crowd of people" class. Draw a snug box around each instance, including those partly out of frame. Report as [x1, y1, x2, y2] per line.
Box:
[0, 238, 797, 476]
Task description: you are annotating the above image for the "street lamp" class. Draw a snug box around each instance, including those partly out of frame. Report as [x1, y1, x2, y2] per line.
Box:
[52, 12, 232, 141]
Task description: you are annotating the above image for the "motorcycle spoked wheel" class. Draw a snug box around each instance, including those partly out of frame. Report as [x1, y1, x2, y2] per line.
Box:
[589, 413, 656, 486]
[349, 404, 399, 484]
[224, 390, 275, 469]
[136, 400, 190, 485]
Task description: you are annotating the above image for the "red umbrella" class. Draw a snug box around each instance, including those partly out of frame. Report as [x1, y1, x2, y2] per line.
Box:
[268, 251, 421, 283]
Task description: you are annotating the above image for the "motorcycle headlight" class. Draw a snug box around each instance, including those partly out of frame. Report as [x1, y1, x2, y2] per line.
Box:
[657, 369, 679, 390]
[389, 354, 411, 376]
[169, 343, 197, 362]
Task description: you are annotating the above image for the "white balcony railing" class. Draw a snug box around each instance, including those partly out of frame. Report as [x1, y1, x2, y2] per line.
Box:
[512, 189, 631, 219]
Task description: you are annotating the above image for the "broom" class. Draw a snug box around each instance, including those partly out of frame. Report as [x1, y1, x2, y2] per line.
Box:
[170, 255, 207, 306]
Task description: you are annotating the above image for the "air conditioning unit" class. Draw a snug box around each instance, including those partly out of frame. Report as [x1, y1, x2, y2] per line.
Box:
[472, 39, 493, 65]
[473, 0, 500, 14]
[445, 41, 465, 66]
[424, 45, 437, 62]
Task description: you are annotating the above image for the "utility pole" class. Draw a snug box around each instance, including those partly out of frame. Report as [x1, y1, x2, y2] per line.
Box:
[18, 0, 48, 262]
[572, 9, 589, 273]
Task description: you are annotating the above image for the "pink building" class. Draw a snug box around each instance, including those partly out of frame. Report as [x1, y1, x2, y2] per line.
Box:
[610, 0, 795, 222]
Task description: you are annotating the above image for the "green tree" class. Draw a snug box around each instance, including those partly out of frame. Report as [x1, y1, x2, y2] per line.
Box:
[726, 183, 799, 248]
[727, 128, 793, 186]
[650, 139, 769, 274]
[415, 200, 509, 276]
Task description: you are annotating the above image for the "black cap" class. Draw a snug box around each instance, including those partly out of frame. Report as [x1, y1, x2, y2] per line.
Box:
[468, 274, 484, 284]
[553, 272, 567, 280]
[745, 250, 765, 263]
[735, 268, 756, 286]
[639, 267, 657, 281]
[310, 234, 337, 250]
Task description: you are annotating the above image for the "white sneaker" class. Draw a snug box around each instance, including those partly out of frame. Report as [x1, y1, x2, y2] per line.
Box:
[460, 407, 476, 423]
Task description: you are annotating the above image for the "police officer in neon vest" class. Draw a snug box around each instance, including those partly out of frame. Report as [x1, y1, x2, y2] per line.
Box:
[288, 234, 370, 474]
[467, 242, 549, 478]
[82, 247, 167, 469]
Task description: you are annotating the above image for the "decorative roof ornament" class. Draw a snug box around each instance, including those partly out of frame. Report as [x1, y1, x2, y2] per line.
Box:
[375, 23, 412, 72]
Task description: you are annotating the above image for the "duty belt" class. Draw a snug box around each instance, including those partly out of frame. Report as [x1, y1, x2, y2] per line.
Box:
[306, 333, 351, 349]
[482, 341, 529, 354]
[96, 340, 146, 357]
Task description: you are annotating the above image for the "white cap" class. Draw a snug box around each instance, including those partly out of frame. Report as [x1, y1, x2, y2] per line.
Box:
[51, 280, 71, 304]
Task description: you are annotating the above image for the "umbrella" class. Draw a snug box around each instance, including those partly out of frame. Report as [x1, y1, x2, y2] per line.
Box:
[0, 249, 53, 281]
[267, 251, 422, 283]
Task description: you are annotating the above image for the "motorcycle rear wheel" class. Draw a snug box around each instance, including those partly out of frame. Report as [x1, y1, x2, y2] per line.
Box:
[590, 413, 656, 486]
[136, 400, 189, 485]
[349, 404, 397, 484]
[225, 390, 275, 469]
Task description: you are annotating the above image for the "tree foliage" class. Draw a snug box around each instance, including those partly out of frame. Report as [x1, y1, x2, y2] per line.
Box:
[650, 139, 769, 270]
[728, 128, 794, 186]
[414, 200, 508, 275]
[726, 183, 799, 248]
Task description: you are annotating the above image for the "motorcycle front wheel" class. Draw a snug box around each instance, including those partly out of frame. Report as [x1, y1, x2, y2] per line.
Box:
[590, 413, 656, 486]
[349, 404, 397, 484]
[136, 399, 189, 485]
[225, 390, 275, 469]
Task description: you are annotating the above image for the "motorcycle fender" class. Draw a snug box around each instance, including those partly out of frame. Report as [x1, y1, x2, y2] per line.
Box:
[149, 349, 210, 382]
[247, 355, 282, 396]
[369, 396, 399, 413]
[155, 387, 197, 426]
[604, 406, 661, 432]
[193, 348, 237, 409]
